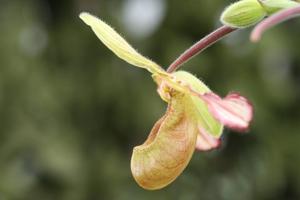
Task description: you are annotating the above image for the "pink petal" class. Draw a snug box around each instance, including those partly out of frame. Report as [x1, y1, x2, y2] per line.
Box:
[201, 92, 253, 132]
[195, 127, 221, 151]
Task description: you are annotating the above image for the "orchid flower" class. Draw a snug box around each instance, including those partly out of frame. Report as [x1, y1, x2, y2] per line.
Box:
[79, 12, 253, 190]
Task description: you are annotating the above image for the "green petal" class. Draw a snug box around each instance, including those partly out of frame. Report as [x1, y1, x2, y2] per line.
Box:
[79, 12, 166, 75]
[172, 71, 223, 138]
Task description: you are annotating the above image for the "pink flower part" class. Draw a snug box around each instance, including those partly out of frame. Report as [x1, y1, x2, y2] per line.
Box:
[195, 127, 221, 151]
[201, 92, 253, 132]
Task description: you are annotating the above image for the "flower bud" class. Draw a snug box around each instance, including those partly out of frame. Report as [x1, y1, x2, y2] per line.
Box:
[221, 0, 266, 28]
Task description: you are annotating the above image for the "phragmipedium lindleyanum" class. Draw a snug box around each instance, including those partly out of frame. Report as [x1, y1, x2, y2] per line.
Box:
[79, 12, 253, 190]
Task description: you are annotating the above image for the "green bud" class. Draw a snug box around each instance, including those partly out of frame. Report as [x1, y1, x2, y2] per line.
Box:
[258, 0, 299, 15]
[221, 0, 267, 28]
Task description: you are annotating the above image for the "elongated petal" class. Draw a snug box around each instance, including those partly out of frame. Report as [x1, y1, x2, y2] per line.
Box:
[131, 92, 198, 190]
[201, 92, 253, 132]
[195, 127, 221, 151]
[79, 12, 166, 75]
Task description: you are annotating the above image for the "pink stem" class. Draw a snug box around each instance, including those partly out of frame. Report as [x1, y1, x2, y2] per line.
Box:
[251, 5, 300, 42]
[167, 25, 236, 73]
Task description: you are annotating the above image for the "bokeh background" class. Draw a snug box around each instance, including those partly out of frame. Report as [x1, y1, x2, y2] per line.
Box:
[1, 0, 300, 199]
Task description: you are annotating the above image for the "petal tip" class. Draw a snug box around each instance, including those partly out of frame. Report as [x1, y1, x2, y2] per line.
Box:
[195, 127, 222, 151]
[195, 139, 222, 152]
[79, 12, 93, 25]
[79, 12, 102, 28]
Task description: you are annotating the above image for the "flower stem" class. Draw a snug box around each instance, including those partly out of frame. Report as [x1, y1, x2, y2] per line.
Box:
[167, 25, 236, 73]
[251, 5, 300, 42]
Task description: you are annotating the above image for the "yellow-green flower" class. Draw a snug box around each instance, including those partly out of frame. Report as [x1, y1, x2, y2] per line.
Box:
[79, 12, 253, 190]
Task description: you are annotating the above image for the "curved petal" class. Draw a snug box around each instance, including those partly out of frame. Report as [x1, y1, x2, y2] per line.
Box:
[201, 92, 254, 132]
[131, 92, 198, 190]
[79, 12, 166, 75]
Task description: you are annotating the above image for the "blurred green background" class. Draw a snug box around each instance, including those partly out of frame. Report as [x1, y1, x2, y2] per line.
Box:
[1, 0, 300, 199]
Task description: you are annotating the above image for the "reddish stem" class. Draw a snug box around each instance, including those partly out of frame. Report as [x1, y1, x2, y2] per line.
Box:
[251, 5, 300, 42]
[167, 25, 236, 73]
